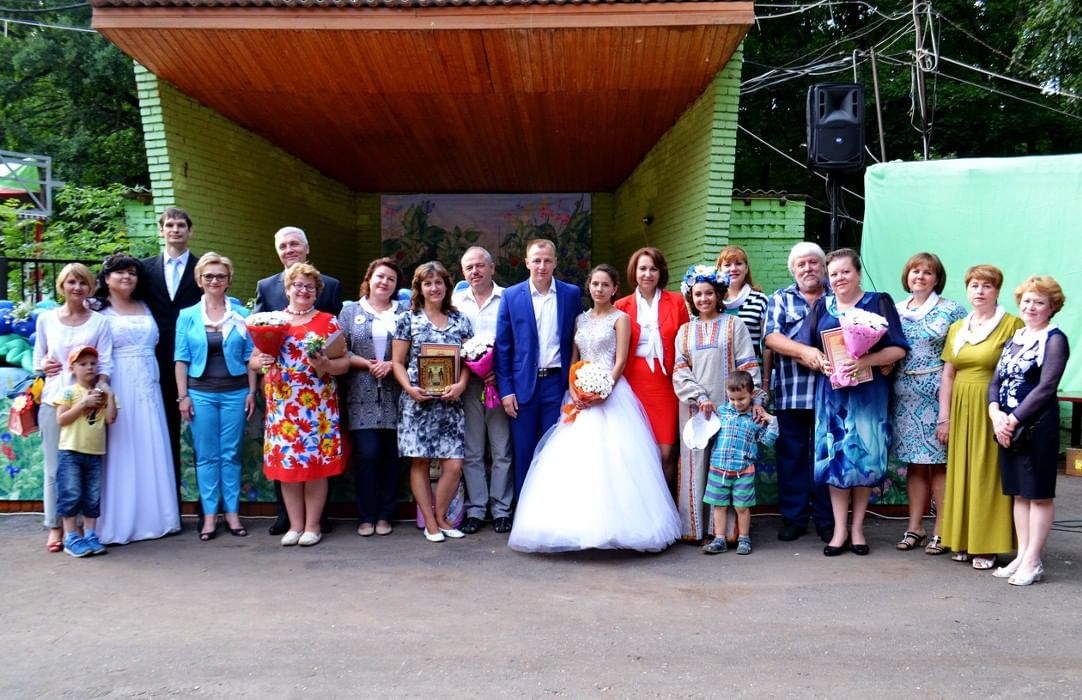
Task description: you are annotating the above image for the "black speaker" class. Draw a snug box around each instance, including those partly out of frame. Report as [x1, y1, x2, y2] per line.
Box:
[806, 83, 865, 171]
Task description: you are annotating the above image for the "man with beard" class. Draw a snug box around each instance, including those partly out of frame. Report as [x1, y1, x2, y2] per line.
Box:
[764, 242, 834, 543]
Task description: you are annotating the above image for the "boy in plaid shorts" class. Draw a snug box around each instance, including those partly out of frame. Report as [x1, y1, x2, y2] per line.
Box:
[702, 371, 778, 555]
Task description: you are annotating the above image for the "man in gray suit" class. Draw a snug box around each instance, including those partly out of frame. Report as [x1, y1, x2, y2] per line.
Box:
[254, 226, 343, 535]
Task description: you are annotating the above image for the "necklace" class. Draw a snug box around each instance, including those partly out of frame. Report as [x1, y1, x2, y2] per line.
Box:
[284, 306, 315, 317]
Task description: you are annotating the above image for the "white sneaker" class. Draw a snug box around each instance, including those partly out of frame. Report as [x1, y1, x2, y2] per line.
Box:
[280, 530, 302, 546]
[298, 531, 322, 547]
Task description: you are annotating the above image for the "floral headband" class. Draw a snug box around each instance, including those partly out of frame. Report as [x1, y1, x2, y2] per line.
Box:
[681, 264, 727, 296]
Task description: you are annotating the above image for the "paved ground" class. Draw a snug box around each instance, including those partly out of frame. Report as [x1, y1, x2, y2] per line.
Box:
[3, 477, 1082, 699]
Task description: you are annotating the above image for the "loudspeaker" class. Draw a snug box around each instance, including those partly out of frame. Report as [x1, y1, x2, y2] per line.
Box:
[806, 83, 865, 171]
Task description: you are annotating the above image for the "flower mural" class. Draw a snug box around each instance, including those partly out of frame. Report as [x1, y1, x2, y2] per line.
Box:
[381, 194, 592, 290]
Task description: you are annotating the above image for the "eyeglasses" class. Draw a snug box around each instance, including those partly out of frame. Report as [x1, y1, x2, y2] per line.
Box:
[291, 282, 317, 293]
[201, 273, 229, 282]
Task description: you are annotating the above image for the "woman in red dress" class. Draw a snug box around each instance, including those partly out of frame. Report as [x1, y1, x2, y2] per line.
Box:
[614, 247, 690, 488]
[251, 263, 351, 547]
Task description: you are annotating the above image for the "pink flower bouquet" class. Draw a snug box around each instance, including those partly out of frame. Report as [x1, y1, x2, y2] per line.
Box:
[831, 308, 888, 387]
[462, 334, 499, 408]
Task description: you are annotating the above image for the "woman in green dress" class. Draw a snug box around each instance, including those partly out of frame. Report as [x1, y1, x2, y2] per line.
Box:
[939, 264, 1022, 569]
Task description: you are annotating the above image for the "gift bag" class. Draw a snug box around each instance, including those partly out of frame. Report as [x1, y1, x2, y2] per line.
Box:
[415, 461, 466, 528]
[8, 392, 38, 437]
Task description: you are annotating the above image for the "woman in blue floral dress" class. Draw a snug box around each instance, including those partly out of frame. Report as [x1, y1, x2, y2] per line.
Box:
[813, 249, 908, 557]
[890, 253, 966, 554]
[392, 261, 473, 543]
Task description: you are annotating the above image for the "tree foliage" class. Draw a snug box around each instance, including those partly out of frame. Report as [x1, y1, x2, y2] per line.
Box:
[0, 7, 147, 188]
[735, 1, 1082, 248]
[1014, 0, 1082, 108]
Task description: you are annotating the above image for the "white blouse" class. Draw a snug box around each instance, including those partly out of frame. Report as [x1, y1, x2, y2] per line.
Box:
[32, 310, 114, 404]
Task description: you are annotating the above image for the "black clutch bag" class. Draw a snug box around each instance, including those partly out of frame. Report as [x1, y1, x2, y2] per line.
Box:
[1009, 421, 1034, 453]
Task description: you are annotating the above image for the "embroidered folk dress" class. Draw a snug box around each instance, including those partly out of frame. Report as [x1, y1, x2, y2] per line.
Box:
[262, 312, 345, 483]
[939, 313, 1022, 555]
[672, 314, 759, 541]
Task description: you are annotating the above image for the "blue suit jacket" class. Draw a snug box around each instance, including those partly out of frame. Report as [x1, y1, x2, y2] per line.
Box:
[494, 279, 581, 404]
[174, 301, 254, 378]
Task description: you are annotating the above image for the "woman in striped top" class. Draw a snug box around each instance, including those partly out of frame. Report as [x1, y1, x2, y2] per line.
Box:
[716, 245, 772, 399]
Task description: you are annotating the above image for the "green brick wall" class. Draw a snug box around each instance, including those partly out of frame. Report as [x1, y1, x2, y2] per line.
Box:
[729, 195, 806, 295]
[610, 46, 744, 289]
[135, 64, 362, 299]
[590, 192, 615, 274]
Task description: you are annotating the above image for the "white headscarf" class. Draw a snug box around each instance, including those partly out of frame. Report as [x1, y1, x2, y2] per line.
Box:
[951, 304, 1006, 357]
[1010, 324, 1059, 367]
[635, 287, 665, 374]
[200, 296, 247, 341]
[896, 291, 939, 322]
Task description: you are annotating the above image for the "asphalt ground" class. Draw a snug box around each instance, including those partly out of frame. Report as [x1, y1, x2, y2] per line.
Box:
[3, 476, 1082, 698]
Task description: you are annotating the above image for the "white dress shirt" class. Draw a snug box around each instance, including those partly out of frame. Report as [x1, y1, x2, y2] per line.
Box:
[453, 282, 504, 339]
[163, 249, 191, 300]
[529, 280, 561, 370]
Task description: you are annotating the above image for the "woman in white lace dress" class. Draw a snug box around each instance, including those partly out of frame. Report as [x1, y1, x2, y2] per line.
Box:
[94, 254, 181, 544]
[509, 265, 680, 553]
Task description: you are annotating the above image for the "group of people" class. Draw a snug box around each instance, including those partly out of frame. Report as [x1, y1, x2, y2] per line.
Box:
[34, 207, 1070, 586]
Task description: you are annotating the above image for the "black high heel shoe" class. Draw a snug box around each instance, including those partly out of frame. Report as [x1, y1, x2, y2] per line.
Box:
[849, 543, 870, 556]
[823, 541, 849, 557]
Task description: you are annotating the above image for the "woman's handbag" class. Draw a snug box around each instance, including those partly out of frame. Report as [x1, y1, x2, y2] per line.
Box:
[7, 374, 44, 437]
[1009, 421, 1034, 453]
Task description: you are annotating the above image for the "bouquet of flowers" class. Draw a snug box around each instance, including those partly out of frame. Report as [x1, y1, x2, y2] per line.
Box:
[245, 311, 291, 356]
[304, 330, 346, 360]
[461, 333, 499, 409]
[831, 308, 888, 387]
[560, 360, 614, 423]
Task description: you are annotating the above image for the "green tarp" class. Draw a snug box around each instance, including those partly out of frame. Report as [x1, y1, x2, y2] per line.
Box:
[861, 154, 1082, 394]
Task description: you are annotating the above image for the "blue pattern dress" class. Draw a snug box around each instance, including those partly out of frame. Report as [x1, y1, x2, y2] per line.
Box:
[394, 309, 473, 459]
[890, 298, 966, 463]
[813, 292, 909, 488]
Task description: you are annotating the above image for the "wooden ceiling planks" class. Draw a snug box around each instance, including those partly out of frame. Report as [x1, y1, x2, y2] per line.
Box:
[95, 3, 751, 192]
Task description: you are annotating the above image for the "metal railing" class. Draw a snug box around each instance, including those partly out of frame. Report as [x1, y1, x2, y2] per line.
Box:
[0, 256, 100, 303]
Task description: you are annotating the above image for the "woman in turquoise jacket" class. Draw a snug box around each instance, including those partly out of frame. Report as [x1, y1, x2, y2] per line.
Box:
[174, 253, 257, 541]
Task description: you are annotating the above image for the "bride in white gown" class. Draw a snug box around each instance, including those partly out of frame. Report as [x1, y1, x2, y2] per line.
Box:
[509, 265, 680, 553]
[94, 255, 181, 544]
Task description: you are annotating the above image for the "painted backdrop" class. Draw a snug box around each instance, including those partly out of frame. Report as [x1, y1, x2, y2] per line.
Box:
[381, 194, 592, 290]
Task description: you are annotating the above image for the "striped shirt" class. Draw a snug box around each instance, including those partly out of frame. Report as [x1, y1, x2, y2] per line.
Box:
[765, 282, 822, 410]
[724, 289, 770, 356]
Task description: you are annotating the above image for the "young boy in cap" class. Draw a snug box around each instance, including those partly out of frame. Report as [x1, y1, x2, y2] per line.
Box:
[54, 345, 117, 557]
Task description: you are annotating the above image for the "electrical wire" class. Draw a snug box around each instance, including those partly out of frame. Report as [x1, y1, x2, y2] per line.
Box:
[930, 52, 1082, 103]
[0, 1, 87, 12]
[737, 124, 866, 202]
[0, 16, 95, 32]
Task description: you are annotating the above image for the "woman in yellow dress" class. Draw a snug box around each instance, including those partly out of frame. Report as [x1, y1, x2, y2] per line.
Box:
[938, 265, 1022, 569]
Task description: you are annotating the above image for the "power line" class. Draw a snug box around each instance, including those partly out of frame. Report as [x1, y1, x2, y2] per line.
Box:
[0, 16, 95, 32]
[0, 2, 88, 12]
[929, 52, 1082, 103]
[736, 123, 866, 202]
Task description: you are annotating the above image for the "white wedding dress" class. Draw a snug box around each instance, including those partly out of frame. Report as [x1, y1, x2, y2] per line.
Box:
[96, 305, 181, 544]
[509, 310, 681, 553]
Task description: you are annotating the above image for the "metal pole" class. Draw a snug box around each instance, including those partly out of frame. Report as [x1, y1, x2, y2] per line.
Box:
[869, 47, 888, 162]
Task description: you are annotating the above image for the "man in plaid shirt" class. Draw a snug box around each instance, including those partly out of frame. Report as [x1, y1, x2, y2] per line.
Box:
[764, 242, 834, 543]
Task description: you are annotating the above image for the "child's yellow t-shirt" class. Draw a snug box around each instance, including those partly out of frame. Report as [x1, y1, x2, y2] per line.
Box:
[54, 385, 115, 455]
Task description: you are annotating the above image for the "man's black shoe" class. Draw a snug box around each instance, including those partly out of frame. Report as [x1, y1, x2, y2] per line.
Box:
[777, 522, 807, 541]
[268, 518, 289, 536]
[493, 517, 513, 534]
[460, 517, 484, 535]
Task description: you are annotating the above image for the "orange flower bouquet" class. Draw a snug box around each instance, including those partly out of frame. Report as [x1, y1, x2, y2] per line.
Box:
[560, 360, 614, 423]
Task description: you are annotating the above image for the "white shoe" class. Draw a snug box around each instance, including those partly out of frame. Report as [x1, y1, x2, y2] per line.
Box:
[280, 530, 302, 546]
[440, 527, 466, 539]
[424, 529, 445, 543]
[299, 531, 322, 547]
[992, 559, 1022, 578]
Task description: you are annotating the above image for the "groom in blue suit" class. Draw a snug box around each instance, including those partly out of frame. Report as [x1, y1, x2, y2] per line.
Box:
[495, 239, 582, 500]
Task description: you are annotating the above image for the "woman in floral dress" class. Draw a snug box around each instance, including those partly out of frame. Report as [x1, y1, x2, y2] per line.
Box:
[392, 261, 472, 543]
[673, 265, 760, 542]
[890, 253, 965, 555]
[252, 263, 350, 548]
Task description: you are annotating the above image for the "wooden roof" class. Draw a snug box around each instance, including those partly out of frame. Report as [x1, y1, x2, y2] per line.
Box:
[92, 2, 753, 192]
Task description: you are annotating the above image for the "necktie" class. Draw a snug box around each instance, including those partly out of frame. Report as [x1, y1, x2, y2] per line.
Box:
[169, 258, 181, 300]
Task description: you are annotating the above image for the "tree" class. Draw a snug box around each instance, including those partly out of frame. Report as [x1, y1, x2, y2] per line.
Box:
[0, 6, 148, 188]
[1014, 0, 1082, 110]
[735, 1, 1082, 247]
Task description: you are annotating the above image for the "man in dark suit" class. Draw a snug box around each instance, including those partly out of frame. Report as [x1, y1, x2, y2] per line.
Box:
[140, 206, 203, 515]
[494, 238, 581, 500]
[254, 226, 343, 535]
